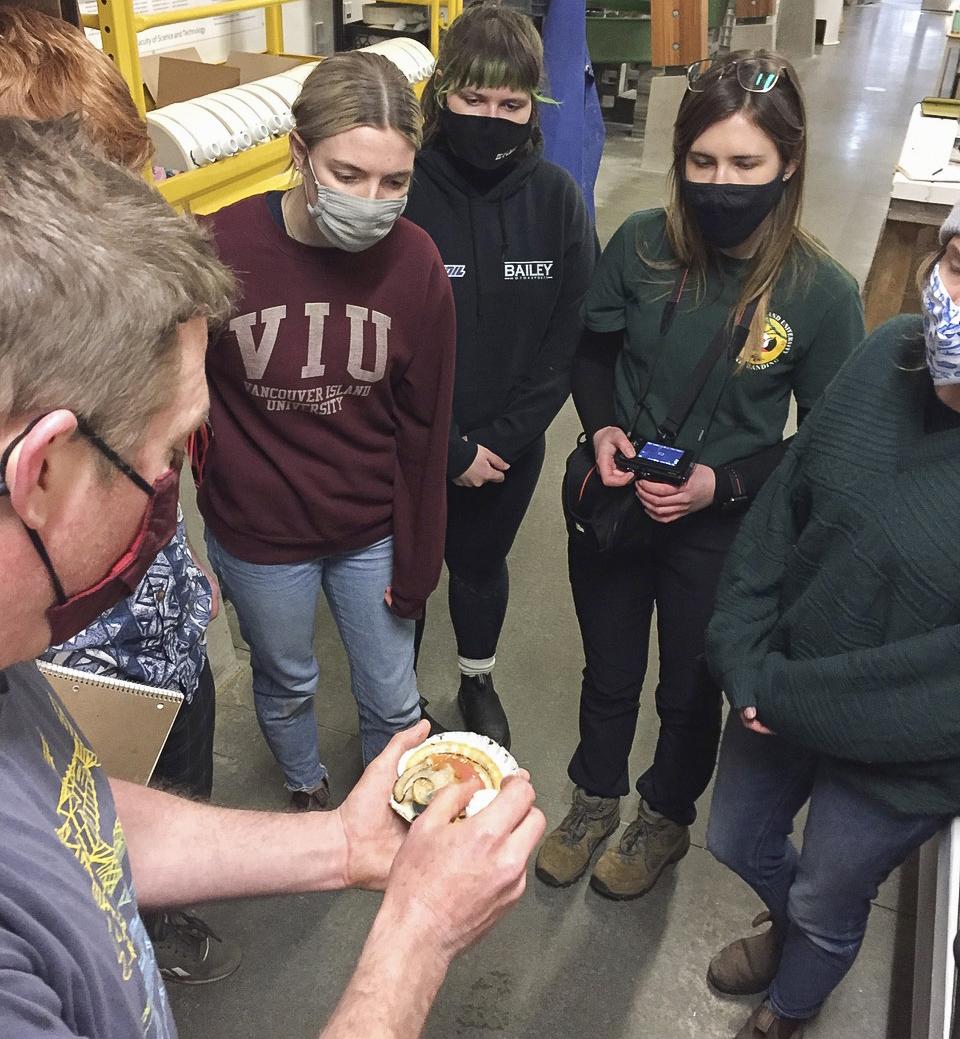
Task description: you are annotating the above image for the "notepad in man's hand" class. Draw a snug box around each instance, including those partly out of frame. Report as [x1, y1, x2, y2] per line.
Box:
[36, 660, 183, 785]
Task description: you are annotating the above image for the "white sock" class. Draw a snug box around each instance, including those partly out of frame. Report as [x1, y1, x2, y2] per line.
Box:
[458, 655, 495, 677]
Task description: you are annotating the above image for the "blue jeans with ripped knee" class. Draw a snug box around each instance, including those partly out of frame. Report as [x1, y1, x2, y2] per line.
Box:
[706, 711, 946, 1020]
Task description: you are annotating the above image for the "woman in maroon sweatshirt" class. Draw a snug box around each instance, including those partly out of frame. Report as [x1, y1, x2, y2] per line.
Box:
[198, 52, 456, 809]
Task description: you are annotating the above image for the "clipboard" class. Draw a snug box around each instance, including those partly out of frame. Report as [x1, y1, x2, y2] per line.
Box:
[36, 660, 183, 784]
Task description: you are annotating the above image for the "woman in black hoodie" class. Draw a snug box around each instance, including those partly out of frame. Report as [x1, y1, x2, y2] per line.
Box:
[404, 2, 595, 749]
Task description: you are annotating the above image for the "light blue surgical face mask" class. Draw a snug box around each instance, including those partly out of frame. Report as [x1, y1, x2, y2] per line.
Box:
[922, 263, 960, 385]
[303, 156, 406, 253]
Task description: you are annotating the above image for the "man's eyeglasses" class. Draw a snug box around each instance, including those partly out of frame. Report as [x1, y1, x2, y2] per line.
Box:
[686, 57, 786, 94]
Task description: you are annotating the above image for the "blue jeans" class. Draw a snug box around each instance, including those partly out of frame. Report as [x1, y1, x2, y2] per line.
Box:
[707, 711, 946, 1020]
[205, 532, 420, 791]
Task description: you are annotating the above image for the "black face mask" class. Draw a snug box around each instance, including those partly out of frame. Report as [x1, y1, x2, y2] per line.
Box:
[440, 108, 532, 171]
[680, 173, 787, 249]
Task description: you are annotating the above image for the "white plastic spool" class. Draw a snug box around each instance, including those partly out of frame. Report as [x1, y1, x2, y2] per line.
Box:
[201, 90, 273, 143]
[158, 101, 240, 158]
[391, 38, 435, 81]
[253, 71, 313, 106]
[360, 38, 435, 84]
[279, 60, 321, 85]
[231, 84, 292, 135]
[188, 96, 257, 151]
[145, 50, 433, 172]
[147, 108, 222, 169]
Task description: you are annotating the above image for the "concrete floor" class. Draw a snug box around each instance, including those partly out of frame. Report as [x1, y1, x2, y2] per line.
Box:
[171, 4, 949, 1036]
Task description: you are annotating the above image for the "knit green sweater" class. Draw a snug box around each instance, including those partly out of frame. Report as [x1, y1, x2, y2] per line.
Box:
[707, 315, 960, 816]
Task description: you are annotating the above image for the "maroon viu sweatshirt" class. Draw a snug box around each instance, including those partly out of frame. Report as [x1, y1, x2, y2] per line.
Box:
[199, 193, 456, 619]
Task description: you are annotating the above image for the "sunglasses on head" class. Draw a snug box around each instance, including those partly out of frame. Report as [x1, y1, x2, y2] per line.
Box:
[686, 57, 787, 94]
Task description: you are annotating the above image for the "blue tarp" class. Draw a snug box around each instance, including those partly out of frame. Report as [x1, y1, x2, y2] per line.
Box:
[539, 0, 606, 220]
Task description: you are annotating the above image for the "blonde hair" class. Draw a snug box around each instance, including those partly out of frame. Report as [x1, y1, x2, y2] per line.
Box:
[292, 51, 423, 154]
[0, 118, 234, 455]
[0, 6, 153, 171]
[648, 50, 826, 366]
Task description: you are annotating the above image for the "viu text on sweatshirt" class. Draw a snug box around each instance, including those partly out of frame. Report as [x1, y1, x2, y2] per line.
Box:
[199, 193, 456, 619]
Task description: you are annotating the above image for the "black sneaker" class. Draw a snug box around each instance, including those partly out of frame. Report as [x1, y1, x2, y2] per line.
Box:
[457, 673, 510, 749]
[148, 911, 242, 985]
[289, 777, 330, 812]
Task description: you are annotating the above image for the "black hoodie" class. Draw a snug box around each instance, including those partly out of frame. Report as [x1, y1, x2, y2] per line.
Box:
[405, 141, 596, 478]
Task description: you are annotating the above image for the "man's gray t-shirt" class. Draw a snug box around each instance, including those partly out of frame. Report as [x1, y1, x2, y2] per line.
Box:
[0, 661, 176, 1038]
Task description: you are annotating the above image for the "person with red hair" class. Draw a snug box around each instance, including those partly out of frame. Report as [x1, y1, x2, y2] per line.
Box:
[0, 5, 152, 170]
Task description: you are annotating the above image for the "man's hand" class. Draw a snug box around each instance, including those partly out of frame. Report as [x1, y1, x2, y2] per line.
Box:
[381, 773, 545, 960]
[318, 773, 542, 1039]
[453, 444, 510, 487]
[335, 721, 431, 890]
[592, 426, 635, 487]
[739, 706, 775, 736]
[635, 463, 716, 523]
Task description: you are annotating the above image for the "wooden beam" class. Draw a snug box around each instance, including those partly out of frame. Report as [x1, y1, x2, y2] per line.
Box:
[863, 217, 938, 332]
[651, 0, 707, 67]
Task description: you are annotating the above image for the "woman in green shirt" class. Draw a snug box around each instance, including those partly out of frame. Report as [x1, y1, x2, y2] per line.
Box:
[535, 52, 864, 898]
[701, 210, 960, 1038]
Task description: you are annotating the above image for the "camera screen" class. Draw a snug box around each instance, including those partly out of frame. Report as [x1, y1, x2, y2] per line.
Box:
[638, 442, 685, 468]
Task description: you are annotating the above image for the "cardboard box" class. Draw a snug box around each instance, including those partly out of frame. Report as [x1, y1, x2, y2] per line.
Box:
[141, 47, 312, 110]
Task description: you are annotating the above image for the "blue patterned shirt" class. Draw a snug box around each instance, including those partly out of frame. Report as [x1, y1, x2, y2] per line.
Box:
[40, 510, 212, 702]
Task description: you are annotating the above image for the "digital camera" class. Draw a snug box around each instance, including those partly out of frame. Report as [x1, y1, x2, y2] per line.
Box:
[614, 439, 695, 486]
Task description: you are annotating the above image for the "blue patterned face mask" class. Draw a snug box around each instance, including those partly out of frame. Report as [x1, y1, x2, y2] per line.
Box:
[922, 263, 960, 385]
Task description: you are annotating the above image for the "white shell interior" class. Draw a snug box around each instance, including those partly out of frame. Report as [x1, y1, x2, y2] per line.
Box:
[390, 731, 519, 823]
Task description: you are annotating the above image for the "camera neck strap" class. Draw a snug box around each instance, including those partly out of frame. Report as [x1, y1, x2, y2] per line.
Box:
[655, 294, 760, 445]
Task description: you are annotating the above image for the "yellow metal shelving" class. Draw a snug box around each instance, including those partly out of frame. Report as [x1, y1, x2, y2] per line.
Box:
[83, 0, 446, 212]
[83, 0, 299, 119]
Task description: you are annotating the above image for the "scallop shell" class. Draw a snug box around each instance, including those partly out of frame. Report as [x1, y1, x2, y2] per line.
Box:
[389, 731, 519, 823]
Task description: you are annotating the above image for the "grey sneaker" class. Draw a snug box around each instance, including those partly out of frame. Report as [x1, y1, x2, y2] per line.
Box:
[535, 787, 620, 887]
[148, 911, 242, 985]
[590, 798, 690, 900]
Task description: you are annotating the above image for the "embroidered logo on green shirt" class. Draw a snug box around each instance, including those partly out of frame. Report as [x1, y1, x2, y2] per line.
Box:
[748, 313, 795, 370]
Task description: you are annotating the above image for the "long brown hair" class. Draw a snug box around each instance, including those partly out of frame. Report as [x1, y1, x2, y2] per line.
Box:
[654, 50, 825, 365]
[421, 1, 547, 149]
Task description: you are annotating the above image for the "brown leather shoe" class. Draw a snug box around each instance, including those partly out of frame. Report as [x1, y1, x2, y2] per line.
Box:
[590, 799, 690, 900]
[535, 787, 620, 887]
[708, 911, 785, 995]
[735, 1003, 806, 1038]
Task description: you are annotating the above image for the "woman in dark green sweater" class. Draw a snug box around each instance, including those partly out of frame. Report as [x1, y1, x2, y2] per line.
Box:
[704, 206, 960, 1039]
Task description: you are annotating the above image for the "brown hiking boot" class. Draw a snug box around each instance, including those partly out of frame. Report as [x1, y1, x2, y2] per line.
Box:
[708, 911, 785, 995]
[590, 798, 690, 900]
[735, 1003, 806, 1038]
[535, 787, 620, 887]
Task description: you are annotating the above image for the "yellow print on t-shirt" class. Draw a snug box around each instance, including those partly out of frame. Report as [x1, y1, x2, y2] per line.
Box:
[42, 695, 138, 982]
[747, 313, 794, 370]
